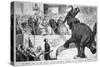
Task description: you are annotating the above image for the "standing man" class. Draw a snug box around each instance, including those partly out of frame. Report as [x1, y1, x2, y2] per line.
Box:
[44, 38, 51, 60]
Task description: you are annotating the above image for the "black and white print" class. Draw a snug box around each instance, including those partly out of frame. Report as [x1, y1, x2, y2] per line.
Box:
[13, 1, 97, 63]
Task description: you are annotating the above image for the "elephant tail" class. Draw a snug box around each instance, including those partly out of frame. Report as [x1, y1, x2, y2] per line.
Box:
[93, 23, 97, 39]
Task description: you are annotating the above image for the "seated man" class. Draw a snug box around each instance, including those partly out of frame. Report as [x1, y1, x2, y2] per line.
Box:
[35, 46, 44, 61]
[16, 45, 28, 61]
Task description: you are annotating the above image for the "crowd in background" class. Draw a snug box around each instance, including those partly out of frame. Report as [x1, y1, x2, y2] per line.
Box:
[16, 14, 70, 35]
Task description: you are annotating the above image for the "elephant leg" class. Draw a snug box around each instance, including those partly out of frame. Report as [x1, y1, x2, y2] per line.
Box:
[63, 37, 75, 48]
[74, 46, 86, 58]
[80, 46, 86, 58]
[91, 41, 96, 54]
[87, 41, 96, 54]
[56, 45, 66, 56]
[74, 43, 81, 59]
[74, 42, 86, 58]
[79, 36, 87, 58]
[56, 37, 75, 56]
[76, 45, 81, 57]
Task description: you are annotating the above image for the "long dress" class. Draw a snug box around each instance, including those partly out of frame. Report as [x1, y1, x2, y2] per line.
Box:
[44, 42, 51, 60]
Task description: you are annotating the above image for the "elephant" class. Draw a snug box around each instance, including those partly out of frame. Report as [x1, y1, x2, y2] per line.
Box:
[56, 6, 97, 58]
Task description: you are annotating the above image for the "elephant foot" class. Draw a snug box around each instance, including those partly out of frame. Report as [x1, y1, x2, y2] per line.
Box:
[74, 55, 81, 59]
[91, 47, 96, 54]
[89, 41, 96, 54]
[74, 54, 87, 59]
